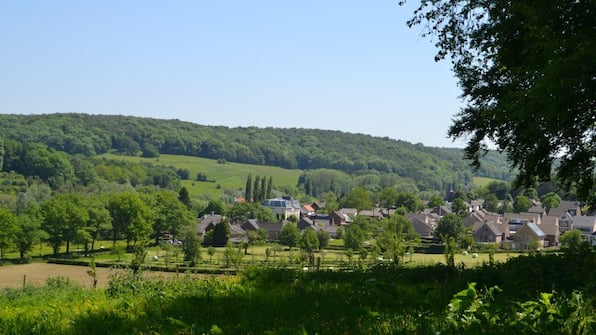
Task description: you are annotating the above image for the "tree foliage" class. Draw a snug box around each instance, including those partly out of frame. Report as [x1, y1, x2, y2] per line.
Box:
[404, 0, 595, 205]
[278, 223, 301, 250]
[0, 114, 517, 195]
[436, 213, 465, 244]
[0, 208, 17, 258]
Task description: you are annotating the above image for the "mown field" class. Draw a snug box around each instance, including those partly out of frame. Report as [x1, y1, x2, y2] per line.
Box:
[473, 176, 503, 187]
[1, 238, 521, 287]
[102, 153, 304, 200]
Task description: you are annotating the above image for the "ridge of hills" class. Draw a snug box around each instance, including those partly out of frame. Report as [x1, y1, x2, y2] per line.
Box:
[0, 113, 515, 192]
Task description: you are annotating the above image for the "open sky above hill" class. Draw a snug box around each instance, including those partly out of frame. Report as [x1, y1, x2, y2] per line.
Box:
[0, 1, 466, 148]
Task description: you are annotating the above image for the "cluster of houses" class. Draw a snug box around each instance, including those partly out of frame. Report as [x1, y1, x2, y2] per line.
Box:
[197, 196, 596, 250]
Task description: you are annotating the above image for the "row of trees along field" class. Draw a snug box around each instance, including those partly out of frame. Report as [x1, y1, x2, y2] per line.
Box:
[0, 136, 583, 261]
[2, 131, 575, 208]
[0, 166, 571, 263]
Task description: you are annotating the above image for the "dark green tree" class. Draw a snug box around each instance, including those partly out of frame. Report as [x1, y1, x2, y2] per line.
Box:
[436, 213, 465, 244]
[227, 202, 274, 224]
[405, 0, 596, 204]
[266, 176, 273, 199]
[300, 228, 319, 264]
[83, 195, 111, 254]
[344, 224, 366, 251]
[150, 190, 193, 244]
[316, 230, 330, 249]
[260, 176, 267, 201]
[340, 187, 373, 211]
[41, 193, 89, 255]
[0, 208, 17, 258]
[377, 187, 399, 208]
[178, 186, 192, 209]
[483, 194, 500, 213]
[211, 220, 230, 247]
[253, 175, 261, 203]
[395, 192, 420, 212]
[278, 223, 301, 250]
[559, 229, 586, 253]
[540, 192, 561, 210]
[427, 194, 444, 208]
[15, 206, 45, 260]
[181, 225, 201, 266]
[200, 199, 226, 217]
[108, 192, 153, 249]
[245, 174, 253, 202]
[451, 197, 468, 216]
[513, 195, 532, 213]
[0, 137, 4, 171]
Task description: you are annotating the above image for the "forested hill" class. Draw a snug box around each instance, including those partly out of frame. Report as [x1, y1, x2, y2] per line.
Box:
[0, 113, 514, 189]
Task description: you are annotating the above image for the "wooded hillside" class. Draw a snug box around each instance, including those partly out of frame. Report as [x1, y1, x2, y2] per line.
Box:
[0, 113, 515, 191]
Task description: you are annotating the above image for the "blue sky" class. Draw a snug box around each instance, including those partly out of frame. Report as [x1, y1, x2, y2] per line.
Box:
[0, 1, 466, 148]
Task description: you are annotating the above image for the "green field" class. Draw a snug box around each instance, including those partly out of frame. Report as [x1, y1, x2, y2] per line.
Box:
[473, 176, 503, 187]
[102, 153, 304, 200]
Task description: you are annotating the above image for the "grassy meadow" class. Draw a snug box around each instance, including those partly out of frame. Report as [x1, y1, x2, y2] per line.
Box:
[101, 153, 304, 200]
[473, 176, 503, 187]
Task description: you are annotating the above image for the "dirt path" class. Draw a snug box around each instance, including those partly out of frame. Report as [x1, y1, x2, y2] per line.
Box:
[0, 263, 115, 289]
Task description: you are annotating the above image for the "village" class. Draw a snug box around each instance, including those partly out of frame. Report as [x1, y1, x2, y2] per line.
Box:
[198, 194, 596, 253]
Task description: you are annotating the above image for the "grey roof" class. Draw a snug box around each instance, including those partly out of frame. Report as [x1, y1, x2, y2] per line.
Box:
[548, 201, 582, 217]
[503, 212, 537, 225]
[528, 205, 546, 214]
[241, 219, 260, 231]
[263, 198, 300, 209]
[339, 208, 358, 216]
[257, 221, 286, 233]
[197, 214, 222, 233]
[484, 222, 503, 236]
[539, 216, 560, 235]
[229, 224, 246, 236]
[573, 216, 596, 233]
[526, 222, 546, 238]
[298, 217, 314, 230]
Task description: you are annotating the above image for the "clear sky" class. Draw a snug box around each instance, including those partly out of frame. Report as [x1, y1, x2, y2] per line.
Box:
[0, 0, 467, 148]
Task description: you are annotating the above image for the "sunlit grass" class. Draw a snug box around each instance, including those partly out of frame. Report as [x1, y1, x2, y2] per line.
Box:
[101, 153, 304, 200]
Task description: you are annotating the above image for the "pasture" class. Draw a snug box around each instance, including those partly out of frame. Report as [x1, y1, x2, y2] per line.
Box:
[473, 176, 503, 187]
[101, 153, 304, 200]
[0, 242, 519, 289]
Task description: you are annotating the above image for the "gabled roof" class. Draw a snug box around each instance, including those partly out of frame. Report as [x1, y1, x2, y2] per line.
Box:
[548, 201, 582, 217]
[539, 215, 560, 235]
[573, 216, 596, 233]
[430, 205, 452, 215]
[338, 208, 358, 216]
[197, 214, 223, 233]
[257, 221, 286, 233]
[359, 207, 387, 218]
[523, 222, 546, 238]
[311, 202, 326, 210]
[303, 204, 315, 212]
[464, 212, 484, 228]
[481, 221, 502, 236]
[229, 224, 246, 236]
[503, 212, 539, 225]
[406, 213, 429, 224]
[528, 205, 546, 214]
[298, 217, 314, 230]
[241, 219, 260, 231]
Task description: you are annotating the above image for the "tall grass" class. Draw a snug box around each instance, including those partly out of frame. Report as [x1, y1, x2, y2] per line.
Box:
[0, 248, 594, 334]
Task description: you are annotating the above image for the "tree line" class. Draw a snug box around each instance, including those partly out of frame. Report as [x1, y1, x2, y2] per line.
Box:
[0, 114, 517, 192]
